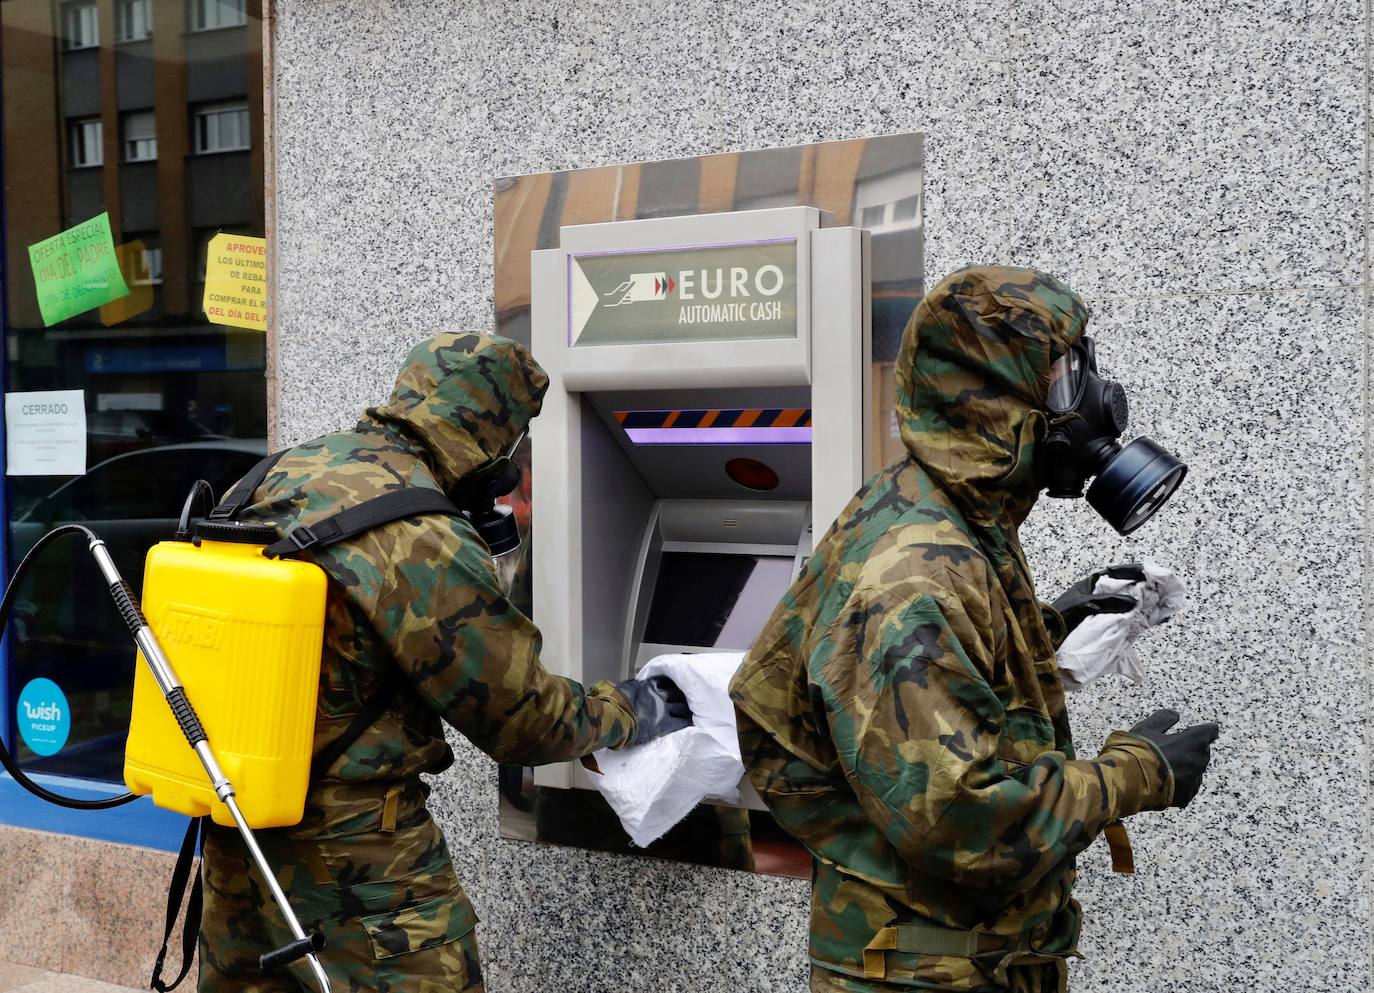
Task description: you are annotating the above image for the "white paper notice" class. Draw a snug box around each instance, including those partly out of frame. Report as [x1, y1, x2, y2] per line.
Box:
[5, 390, 86, 476]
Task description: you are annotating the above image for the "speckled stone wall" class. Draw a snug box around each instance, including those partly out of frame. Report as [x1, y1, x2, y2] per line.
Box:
[269, 2, 1370, 991]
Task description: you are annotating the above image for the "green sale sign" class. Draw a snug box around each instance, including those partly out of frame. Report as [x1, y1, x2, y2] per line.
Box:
[27, 212, 129, 327]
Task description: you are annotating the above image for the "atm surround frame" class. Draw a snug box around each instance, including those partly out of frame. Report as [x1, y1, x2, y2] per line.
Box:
[493, 134, 923, 878]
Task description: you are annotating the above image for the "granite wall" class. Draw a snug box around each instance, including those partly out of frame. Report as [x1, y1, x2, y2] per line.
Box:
[269, 1, 1370, 990]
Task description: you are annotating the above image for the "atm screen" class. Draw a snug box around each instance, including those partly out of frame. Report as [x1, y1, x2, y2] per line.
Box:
[643, 552, 796, 650]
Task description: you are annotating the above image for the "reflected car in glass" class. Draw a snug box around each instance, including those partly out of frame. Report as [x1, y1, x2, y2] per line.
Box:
[7, 439, 265, 779]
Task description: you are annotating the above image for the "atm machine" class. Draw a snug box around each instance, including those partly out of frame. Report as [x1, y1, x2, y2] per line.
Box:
[529, 206, 870, 792]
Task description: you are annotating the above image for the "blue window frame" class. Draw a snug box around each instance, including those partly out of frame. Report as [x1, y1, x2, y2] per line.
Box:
[0, 772, 187, 851]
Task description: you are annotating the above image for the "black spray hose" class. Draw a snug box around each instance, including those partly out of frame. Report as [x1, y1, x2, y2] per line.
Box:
[0, 524, 138, 809]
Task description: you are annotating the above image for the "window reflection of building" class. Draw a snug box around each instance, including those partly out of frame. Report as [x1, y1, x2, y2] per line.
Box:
[121, 109, 156, 160]
[189, 0, 246, 32]
[70, 117, 103, 166]
[855, 173, 921, 234]
[851, 159, 924, 467]
[1, 0, 266, 782]
[61, 0, 98, 49]
[125, 237, 162, 284]
[193, 100, 250, 153]
[115, 0, 150, 42]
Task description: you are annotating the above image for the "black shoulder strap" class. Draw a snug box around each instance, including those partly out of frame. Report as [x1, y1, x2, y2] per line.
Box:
[206, 464, 456, 783]
[310, 671, 405, 782]
[269, 490, 456, 779]
[150, 816, 207, 992]
[208, 450, 287, 521]
[264, 488, 461, 559]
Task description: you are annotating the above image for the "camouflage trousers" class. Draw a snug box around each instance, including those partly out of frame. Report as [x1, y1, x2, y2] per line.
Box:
[198, 798, 482, 993]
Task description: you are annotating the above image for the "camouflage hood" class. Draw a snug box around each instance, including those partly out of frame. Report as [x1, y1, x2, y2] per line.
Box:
[361, 332, 548, 490]
[896, 265, 1090, 528]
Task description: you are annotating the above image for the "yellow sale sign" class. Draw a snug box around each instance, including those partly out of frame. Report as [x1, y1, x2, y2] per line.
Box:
[202, 233, 267, 331]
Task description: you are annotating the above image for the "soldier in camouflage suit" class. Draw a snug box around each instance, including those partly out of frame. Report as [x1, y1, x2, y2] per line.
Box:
[199, 332, 688, 992]
[730, 266, 1217, 993]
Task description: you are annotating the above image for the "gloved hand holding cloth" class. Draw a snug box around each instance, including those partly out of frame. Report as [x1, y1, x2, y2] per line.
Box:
[614, 673, 693, 745]
[1050, 558, 1185, 691]
[593, 653, 746, 847]
[1049, 562, 1147, 635]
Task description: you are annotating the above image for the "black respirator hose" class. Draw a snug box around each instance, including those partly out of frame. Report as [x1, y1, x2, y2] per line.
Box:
[0, 524, 138, 809]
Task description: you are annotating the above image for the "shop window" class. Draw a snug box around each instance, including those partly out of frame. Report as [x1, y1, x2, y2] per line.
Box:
[1, 0, 266, 804]
[69, 118, 102, 168]
[61, 0, 97, 49]
[115, 0, 151, 42]
[122, 111, 157, 163]
[192, 102, 249, 154]
[189, 0, 246, 32]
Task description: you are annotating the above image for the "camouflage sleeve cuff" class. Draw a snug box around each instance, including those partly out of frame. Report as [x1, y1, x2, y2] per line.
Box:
[1098, 731, 1175, 816]
[589, 680, 639, 750]
[1040, 602, 1069, 649]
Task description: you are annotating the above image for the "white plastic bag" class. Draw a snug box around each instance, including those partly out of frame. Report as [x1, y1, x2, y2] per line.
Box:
[1057, 559, 1185, 692]
[587, 652, 745, 847]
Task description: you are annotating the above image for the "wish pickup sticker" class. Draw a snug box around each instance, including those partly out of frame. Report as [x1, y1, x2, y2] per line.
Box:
[17, 678, 70, 757]
[27, 213, 130, 327]
[202, 233, 268, 331]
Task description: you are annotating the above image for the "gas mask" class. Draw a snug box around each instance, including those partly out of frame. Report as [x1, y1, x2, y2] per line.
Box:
[1043, 338, 1187, 534]
[449, 433, 525, 594]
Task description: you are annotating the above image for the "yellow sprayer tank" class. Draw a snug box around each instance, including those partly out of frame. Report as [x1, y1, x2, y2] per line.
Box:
[123, 521, 327, 828]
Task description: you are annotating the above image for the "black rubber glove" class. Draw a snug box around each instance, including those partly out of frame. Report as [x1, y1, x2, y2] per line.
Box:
[1129, 709, 1220, 808]
[1050, 562, 1147, 636]
[615, 675, 692, 746]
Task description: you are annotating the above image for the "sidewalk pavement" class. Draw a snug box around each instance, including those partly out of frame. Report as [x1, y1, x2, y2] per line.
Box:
[0, 963, 142, 993]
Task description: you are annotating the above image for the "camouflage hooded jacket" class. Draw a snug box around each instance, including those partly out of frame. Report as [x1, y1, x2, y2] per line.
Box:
[238, 332, 635, 837]
[730, 267, 1175, 989]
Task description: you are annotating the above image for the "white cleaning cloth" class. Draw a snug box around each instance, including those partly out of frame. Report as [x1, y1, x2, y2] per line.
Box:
[1057, 558, 1185, 692]
[588, 652, 746, 848]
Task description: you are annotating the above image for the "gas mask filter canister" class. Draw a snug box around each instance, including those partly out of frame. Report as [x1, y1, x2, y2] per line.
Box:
[1043, 338, 1187, 535]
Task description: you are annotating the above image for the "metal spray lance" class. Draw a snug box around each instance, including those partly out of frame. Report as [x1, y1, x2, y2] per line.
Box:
[90, 535, 333, 993]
